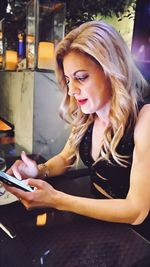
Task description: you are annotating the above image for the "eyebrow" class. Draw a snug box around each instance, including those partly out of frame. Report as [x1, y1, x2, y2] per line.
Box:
[65, 70, 88, 77]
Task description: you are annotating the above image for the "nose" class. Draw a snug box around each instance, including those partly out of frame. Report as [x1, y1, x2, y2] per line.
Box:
[68, 80, 80, 96]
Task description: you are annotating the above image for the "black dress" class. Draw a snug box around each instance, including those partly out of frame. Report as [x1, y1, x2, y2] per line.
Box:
[79, 103, 150, 240]
[79, 122, 133, 199]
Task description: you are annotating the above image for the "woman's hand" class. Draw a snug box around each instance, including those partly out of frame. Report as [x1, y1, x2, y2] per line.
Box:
[4, 178, 60, 210]
[7, 151, 39, 180]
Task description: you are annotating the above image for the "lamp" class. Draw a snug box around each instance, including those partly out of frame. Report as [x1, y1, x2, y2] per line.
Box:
[6, 0, 12, 14]
[5, 50, 18, 70]
[38, 42, 54, 70]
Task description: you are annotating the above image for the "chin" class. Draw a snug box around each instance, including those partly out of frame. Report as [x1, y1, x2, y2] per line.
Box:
[81, 108, 95, 114]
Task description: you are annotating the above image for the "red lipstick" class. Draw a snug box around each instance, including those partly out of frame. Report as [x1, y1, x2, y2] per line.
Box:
[77, 99, 87, 106]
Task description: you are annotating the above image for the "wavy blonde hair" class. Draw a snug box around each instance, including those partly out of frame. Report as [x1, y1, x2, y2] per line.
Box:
[55, 20, 147, 166]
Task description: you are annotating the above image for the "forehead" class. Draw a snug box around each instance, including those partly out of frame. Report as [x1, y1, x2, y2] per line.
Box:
[63, 51, 99, 74]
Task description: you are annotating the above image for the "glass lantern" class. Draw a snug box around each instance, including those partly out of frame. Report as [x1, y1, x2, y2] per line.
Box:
[2, 19, 18, 71]
[26, 0, 66, 71]
[0, 21, 3, 70]
[26, 0, 36, 70]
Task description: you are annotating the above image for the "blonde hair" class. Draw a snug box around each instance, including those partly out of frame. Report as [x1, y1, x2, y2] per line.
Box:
[55, 20, 147, 166]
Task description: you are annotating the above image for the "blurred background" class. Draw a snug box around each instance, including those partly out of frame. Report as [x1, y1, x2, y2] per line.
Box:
[0, 0, 149, 161]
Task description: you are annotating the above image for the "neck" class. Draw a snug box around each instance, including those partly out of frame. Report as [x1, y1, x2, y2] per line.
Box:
[96, 101, 110, 126]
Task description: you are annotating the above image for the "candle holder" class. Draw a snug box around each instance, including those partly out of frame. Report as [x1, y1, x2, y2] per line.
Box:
[26, 0, 66, 71]
[38, 41, 54, 70]
[5, 50, 18, 70]
[2, 18, 18, 71]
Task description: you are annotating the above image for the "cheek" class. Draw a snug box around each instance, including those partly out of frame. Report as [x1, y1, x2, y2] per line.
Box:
[89, 90, 109, 109]
[87, 96, 101, 110]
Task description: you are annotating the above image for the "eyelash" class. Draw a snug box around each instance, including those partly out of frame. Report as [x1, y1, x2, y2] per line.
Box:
[76, 76, 88, 81]
[65, 75, 88, 85]
[65, 78, 70, 85]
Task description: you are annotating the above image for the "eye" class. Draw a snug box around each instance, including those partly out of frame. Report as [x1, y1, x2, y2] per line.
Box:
[76, 75, 88, 82]
[65, 77, 70, 85]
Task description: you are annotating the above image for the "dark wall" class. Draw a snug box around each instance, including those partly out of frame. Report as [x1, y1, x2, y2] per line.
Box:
[0, 0, 7, 20]
[132, 0, 150, 84]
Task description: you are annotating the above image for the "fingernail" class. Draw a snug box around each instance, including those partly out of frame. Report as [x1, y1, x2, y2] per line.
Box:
[17, 175, 22, 181]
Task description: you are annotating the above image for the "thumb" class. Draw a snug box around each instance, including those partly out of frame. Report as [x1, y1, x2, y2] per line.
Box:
[25, 178, 45, 189]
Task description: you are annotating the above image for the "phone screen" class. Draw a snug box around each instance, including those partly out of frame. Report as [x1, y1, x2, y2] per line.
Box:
[0, 170, 34, 192]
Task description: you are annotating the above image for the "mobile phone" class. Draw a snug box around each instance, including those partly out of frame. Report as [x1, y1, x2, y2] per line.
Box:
[0, 170, 34, 192]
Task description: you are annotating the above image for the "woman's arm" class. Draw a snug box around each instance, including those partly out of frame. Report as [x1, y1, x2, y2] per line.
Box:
[37, 135, 76, 178]
[5, 106, 150, 225]
[48, 104, 150, 224]
[126, 104, 150, 224]
[7, 131, 76, 180]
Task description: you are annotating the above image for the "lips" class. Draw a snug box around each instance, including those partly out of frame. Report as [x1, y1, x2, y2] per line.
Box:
[77, 99, 88, 106]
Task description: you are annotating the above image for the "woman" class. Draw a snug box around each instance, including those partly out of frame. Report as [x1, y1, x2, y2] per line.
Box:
[4, 21, 150, 226]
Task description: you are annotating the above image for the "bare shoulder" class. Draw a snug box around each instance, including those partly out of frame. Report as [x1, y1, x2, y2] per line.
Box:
[134, 104, 150, 145]
[138, 103, 150, 116]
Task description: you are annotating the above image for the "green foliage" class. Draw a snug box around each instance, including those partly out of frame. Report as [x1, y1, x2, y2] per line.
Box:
[65, 0, 136, 33]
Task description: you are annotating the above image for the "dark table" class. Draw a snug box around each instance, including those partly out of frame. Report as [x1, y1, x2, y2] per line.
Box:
[0, 156, 150, 267]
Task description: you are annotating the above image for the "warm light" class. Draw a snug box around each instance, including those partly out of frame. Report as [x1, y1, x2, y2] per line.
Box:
[38, 42, 54, 70]
[26, 35, 35, 69]
[36, 213, 47, 226]
[0, 55, 2, 65]
[5, 50, 18, 70]
[27, 35, 35, 44]
[18, 33, 23, 41]
[0, 120, 12, 131]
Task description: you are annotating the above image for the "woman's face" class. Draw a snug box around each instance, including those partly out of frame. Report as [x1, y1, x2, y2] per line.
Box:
[63, 51, 112, 117]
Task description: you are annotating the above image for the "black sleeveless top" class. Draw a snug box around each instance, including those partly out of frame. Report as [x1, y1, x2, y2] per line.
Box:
[79, 101, 146, 199]
[79, 101, 150, 240]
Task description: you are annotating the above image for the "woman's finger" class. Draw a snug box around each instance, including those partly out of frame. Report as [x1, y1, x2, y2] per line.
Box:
[11, 162, 22, 180]
[21, 151, 36, 167]
[6, 160, 22, 177]
[6, 168, 14, 176]
[25, 178, 46, 189]
[3, 184, 32, 200]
